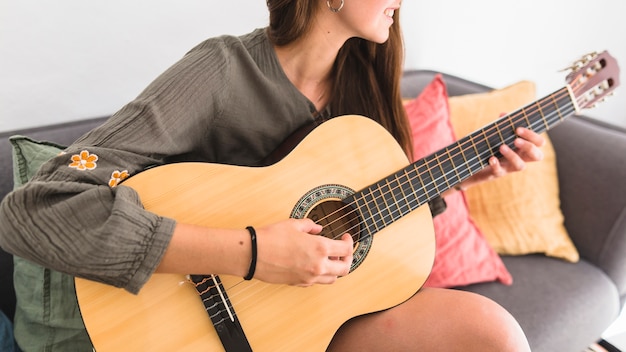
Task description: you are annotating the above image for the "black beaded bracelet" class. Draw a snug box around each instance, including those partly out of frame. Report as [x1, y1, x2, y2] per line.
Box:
[244, 226, 257, 280]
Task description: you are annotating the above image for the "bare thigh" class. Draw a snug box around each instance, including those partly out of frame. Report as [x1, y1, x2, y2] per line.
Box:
[326, 287, 530, 352]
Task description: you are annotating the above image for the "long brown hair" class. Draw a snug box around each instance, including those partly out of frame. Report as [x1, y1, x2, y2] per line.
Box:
[267, 0, 413, 159]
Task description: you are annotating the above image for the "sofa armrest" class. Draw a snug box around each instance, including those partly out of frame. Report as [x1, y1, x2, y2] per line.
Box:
[548, 115, 626, 305]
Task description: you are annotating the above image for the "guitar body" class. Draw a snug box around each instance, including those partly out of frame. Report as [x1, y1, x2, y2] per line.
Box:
[75, 115, 436, 351]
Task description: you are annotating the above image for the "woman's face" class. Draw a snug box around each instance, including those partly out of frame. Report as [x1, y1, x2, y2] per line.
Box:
[335, 0, 401, 43]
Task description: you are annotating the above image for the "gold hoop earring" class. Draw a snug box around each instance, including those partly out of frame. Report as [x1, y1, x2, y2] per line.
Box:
[326, 0, 344, 13]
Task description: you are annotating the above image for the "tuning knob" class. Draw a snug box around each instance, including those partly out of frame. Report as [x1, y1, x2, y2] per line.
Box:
[561, 51, 600, 72]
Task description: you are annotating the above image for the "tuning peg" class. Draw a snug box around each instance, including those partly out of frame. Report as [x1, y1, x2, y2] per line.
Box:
[559, 63, 580, 72]
[583, 51, 599, 61]
[560, 51, 599, 72]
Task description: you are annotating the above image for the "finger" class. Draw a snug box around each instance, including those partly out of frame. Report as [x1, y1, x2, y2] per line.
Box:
[499, 144, 525, 171]
[302, 238, 353, 286]
[329, 233, 354, 257]
[516, 127, 545, 147]
[325, 251, 353, 279]
[514, 138, 544, 162]
[297, 218, 323, 235]
[488, 156, 507, 177]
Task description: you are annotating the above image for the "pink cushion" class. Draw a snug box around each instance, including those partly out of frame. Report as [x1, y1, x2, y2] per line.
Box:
[404, 74, 512, 288]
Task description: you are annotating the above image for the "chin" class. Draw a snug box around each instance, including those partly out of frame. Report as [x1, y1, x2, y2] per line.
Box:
[362, 30, 390, 44]
[372, 34, 390, 44]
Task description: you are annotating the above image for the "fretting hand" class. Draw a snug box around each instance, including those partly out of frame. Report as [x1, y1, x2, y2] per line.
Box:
[458, 123, 546, 190]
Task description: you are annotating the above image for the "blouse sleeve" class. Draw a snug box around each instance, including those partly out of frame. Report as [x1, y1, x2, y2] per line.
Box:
[0, 38, 231, 294]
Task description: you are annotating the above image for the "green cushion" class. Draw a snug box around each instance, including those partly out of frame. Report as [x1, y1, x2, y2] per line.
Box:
[9, 136, 92, 351]
[10, 136, 66, 187]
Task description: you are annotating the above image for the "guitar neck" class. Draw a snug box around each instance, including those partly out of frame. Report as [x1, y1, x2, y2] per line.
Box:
[346, 86, 576, 236]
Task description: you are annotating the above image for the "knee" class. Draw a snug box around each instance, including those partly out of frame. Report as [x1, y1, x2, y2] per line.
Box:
[465, 292, 530, 352]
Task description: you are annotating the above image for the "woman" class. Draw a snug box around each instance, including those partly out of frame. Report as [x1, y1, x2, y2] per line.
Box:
[0, 1, 543, 350]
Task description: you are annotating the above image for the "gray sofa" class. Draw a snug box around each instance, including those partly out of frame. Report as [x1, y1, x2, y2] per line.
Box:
[1, 70, 625, 351]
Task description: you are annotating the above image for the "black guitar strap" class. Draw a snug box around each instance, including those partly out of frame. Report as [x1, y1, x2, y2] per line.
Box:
[189, 274, 253, 352]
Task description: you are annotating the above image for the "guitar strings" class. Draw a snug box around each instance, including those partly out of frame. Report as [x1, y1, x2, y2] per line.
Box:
[327, 103, 577, 243]
[215, 69, 597, 309]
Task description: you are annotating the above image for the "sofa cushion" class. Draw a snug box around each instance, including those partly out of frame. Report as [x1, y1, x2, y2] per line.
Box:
[9, 136, 92, 351]
[404, 74, 512, 288]
[448, 82, 579, 262]
[459, 255, 620, 352]
[11, 136, 66, 185]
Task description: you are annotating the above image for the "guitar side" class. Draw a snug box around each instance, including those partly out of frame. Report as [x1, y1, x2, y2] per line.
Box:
[75, 115, 436, 351]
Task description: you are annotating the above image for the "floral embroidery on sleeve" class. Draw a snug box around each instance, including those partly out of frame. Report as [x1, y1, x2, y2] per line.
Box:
[108, 170, 130, 188]
[68, 150, 98, 170]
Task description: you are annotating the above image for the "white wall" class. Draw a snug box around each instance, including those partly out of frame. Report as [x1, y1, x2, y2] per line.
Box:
[1, 0, 625, 132]
[401, 0, 626, 127]
[0, 0, 269, 132]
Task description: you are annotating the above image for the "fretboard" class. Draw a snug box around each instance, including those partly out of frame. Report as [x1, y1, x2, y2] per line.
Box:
[345, 86, 576, 238]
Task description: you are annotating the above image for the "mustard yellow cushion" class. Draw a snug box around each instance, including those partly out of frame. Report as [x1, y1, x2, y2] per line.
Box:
[448, 81, 579, 262]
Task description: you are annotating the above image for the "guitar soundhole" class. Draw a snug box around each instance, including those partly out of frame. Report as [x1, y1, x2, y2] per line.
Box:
[306, 200, 361, 242]
[291, 184, 372, 271]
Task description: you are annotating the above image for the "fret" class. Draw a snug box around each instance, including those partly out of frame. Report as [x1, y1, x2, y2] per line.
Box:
[494, 121, 505, 145]
[402, 168, 424, 206]
[401, 168, 419, 203]
[553, 88, 576, 125]
[480, 127, 493, 156]
[521, 105, 533, 129]
[535, 102, 549, 131]
[457, 139, 474, 177]
[526, 103, 540, 132]
[374, 180, 398, 225]
[434, 151, 453, 190]
[534, 99, 555, 133]
[452, 143, 472, 181]
[413, 159, 433, 199]
[468, 133, 486, 171]
[536, 103, 550, 131]
[353, 193, 376, 236]
[459, 134, 482, 175]
[534, 101, 547, 131]
[511, 106, 529, 134]
[385, 176, 407, 219]
[486, 125, 504, 158]
[425, 156, 442, 195]
[551, 93, 565, 123]
[495, 118, 517, 150]
[365, 188, 384, 231]
[396, 172, 410, 215]
[507, 110, 518, 135]
[469, 133, 481, 165]
[445, 145, 463, 186]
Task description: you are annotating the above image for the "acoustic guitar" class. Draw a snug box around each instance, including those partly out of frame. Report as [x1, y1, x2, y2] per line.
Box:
[75, 51, 619, 351]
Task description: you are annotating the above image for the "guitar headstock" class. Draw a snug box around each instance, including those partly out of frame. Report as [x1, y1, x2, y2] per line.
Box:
[565, 51, 620, 110]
